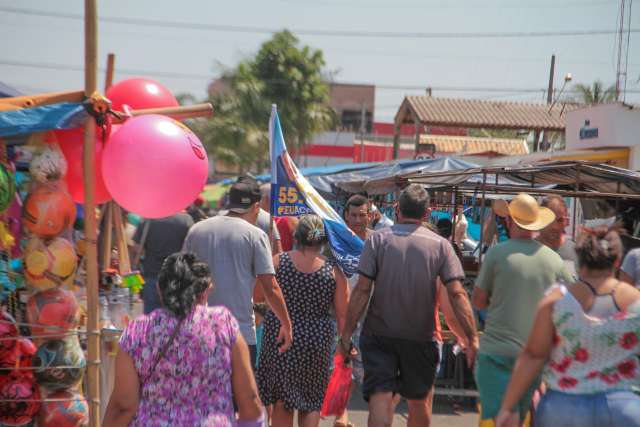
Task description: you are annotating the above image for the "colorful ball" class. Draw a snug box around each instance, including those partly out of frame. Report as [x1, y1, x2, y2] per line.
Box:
[56, 127, 112, 205]
[0, 164, 16, 214]
[0, 338, 36, 373]
[26, 289, 79, 340]
[24, 238, 77, 292]
[0, 373, 40, 426]
[38, 390, 88, 427]
[106, 78, 178, 112]
[102, 114, 209, 218]
[0, 311, 18, 355]
[22, 183, 76, 238]
[32, 338, 85, 392]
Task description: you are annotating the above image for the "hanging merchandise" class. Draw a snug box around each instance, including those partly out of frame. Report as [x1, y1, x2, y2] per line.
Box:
[106, 77, 179, 112]
[22, 182, 76, 238]
[0, 310, 18, 355]
[0, 372, 41, 426]
[28, 145, 68, 184]
[0, 337, 36, 372]
[0, 164, 15, 215]
[57, 127, 112, 205]
[32, 338, 85, 392]
[23, 237, 77, 292]
[37, 390, 89, 427]
[26, 288, 79, 340]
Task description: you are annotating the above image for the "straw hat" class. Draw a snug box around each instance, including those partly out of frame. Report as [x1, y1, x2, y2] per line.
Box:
[492, 193, 556, 231]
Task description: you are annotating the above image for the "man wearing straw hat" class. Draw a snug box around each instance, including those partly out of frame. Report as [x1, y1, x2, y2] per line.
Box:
[472, 193, 573, 426]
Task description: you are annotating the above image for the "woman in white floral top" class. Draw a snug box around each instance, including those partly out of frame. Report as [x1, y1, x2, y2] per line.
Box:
[496, 226, 640, 427]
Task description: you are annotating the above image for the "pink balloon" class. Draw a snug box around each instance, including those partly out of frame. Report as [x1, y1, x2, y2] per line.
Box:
[106, 78, 179, 112]
[101, 115, 208, 218]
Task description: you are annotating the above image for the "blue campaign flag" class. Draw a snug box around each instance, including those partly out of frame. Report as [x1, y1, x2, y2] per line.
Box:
[269, 105, 363, 276]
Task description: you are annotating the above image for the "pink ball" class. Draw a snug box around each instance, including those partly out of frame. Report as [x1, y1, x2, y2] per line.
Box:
[101, 115, 208, 218]
[106, 78, 178, 112]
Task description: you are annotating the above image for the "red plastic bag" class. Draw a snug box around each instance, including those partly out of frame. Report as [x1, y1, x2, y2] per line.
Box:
[321, 353, 353, 417]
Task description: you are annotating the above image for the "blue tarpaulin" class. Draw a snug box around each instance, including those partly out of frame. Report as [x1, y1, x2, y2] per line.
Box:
[0, 102, 87, 138]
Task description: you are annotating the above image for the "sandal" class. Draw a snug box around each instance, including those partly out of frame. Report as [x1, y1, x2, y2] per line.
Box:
[333, 422, 355, 427]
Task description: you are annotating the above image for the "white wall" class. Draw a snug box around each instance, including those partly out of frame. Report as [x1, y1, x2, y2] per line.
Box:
[310, 131, 356, 147]
[566, 103, 640, 151]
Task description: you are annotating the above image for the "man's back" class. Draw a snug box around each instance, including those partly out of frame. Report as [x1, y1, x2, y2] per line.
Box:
[135, 213, 194, 277]
[476, 238, 572, 357]
[358, 224, 464, 342]
[183, 215, 274, 344]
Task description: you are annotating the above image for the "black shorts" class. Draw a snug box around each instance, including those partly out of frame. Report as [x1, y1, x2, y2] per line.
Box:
[360, 334, 440, 401]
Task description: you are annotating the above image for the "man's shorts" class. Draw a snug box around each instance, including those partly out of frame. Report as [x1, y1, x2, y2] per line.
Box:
[360, 334, 440, 401]
[475, 353, 540, 423]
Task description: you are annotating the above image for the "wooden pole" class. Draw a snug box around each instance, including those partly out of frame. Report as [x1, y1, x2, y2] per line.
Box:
[111, 103, 214, 123]
[112, 206, 131, 274]
[84, 1, 100, 425]
[0, 90, 85, 111]
[478, 172, 487, 265]
[99, 203, 113, 271]
[99, 53, 116, 273]
[104, 53, 115, 93]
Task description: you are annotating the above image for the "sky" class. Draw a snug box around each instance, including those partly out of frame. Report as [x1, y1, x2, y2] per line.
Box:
[0, 0, 638, 122]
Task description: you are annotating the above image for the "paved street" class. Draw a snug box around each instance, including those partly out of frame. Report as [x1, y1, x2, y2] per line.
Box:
[316, 388, 478, 427]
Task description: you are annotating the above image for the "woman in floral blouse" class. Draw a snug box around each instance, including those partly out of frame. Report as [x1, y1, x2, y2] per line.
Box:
[103, 253, 265, 427]
[496, 226, 640, 427]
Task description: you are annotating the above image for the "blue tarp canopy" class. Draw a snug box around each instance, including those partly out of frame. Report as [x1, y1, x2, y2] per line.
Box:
[0, 102, 87, 138]
[324, 157, 480, 195]
[218, 161, 381, 186]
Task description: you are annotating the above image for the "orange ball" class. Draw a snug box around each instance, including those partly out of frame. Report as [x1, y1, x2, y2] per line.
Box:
[38, 390, 88, 427]
[22, 183, 76, 238]
[24, 237, 77, 292]
[27, 288, 79, 340]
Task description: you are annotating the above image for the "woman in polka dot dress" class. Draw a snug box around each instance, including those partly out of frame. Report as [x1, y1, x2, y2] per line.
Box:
[257, 215, 349, 427]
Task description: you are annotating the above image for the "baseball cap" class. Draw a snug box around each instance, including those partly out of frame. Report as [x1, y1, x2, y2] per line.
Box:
[224, 177, 261, 213]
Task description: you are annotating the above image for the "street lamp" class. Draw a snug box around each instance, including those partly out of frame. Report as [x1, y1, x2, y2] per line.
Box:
[549, 73, 573, 112]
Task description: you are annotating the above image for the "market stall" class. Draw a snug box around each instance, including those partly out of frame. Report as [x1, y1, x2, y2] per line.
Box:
[0, 4, 214, 423]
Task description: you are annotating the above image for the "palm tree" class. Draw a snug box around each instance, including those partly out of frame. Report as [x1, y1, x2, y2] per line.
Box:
[571, 81, 617, 104]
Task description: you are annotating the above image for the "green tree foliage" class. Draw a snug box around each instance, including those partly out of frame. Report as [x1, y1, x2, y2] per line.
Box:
[191, 31, 334, 173]
[570, 81, 617, 104]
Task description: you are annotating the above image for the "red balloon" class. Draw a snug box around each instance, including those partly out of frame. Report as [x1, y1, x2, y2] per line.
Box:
[56, 128, 112, 204]
[106, 78, 178, 112]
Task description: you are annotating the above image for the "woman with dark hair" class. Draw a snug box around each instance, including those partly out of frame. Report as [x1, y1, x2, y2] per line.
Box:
[103, 253, 264, 427]
[257, 215, 349, 427]
[496, 227, 640, 427]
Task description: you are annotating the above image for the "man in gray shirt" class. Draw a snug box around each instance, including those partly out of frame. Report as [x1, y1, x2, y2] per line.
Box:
[340, 184, 478, 427]
[183, 178, 292, 363]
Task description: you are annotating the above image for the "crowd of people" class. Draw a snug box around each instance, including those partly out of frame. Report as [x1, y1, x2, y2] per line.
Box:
[102, 176, 640, 427]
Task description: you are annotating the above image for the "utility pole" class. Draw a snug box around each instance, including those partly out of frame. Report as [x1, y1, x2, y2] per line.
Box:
[540, 54, 556, 152]
[359, 102, 366, 163]
[615, 0, 631, 101]
[547, 54, 556, 104]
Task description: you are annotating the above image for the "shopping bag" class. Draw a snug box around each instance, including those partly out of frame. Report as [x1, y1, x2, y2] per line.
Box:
[320, 353, 353, 417]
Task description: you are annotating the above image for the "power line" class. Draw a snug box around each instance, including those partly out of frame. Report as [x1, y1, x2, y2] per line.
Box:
[2, 59, 639, 95]
[1, 6, 638, 40]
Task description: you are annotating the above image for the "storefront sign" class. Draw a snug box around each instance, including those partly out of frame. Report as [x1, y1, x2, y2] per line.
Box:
[579, 120, 599, 140]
